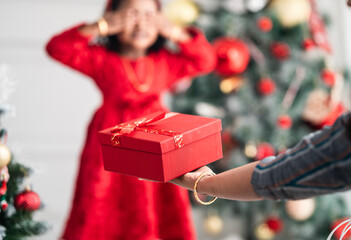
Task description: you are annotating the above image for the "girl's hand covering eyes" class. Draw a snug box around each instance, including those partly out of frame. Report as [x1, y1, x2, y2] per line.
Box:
[103, 10, 137, 35]
[151, 12, 174, 39]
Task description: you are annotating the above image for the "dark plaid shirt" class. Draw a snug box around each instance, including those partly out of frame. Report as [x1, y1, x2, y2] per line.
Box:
[251, 112, 351, 200]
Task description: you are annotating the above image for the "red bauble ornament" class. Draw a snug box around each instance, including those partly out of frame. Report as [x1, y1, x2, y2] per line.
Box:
[14, 189, 41, 211]
[222, 130, 233, 145]
[0, 181, 7, 195]
[330, 218, 351, 239]
[265, 216, 284, 233]
[221, 130, 236, 160]
[302, 38, 315, 51]
[258, 78, 276, 95]
[321, 69, 336, 87]
[257, 17, 273, 32]
[271, 42, 290, 60]
[256, 143, 275, 161]
[213, 37, 250, 76]
[1, 200, 8, 210]
[277, 114, 293, 129]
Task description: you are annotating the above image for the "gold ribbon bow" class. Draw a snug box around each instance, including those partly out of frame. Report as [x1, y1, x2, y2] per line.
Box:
[111, 112, 184, 149]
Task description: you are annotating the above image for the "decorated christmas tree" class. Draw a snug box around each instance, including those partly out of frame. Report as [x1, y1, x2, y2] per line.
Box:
[0, 64, 47, 239]
[168, 0, 351, 239]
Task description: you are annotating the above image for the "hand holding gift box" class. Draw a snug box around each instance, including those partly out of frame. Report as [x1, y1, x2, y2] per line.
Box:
[98, 112, 223, 182]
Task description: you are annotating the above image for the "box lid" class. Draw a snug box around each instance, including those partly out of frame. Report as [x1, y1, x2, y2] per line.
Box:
[98, 112, 222, 154]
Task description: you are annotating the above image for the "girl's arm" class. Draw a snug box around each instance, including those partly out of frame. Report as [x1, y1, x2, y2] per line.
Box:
[45, 24, 106, 79]
[153, 13, 216, 85]
[152, 13, 192, 43]
[46, 10, 133, 78]
[162, 27, 217, 86]
[78, 23, 100, 37]
[79, 10, 136, 37]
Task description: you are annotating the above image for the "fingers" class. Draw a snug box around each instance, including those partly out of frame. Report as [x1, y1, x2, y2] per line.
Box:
[104, 9, 168, 35]
[169, 166, 215, 191]
[169, 172, 195, 190]
[116, 10, 137, 30]
[138, 177, 159, 182]
[104, 8, 181, 39]
[157, 13, 173, 29]
[124, 12, 137, 30]
[151, 13, 175, 39]
[103, 9, 137, 35]
[103, 11, 113, 20]
[194, 166, 214, 175]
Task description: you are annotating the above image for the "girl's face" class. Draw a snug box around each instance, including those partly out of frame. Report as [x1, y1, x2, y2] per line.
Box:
[117, 0, 159, 51]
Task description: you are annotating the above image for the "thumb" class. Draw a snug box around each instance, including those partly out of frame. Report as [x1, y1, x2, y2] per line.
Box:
[138, 177, 159, 182]
[193, 166, 214, 175]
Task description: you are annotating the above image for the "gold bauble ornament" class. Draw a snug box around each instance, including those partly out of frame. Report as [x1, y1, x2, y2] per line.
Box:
[255, 223, 275, 240]
[245, 142, 257, 158]
[0, 144, 11, 168]
[164, 0, 199, 26]
[270, 0, 311, 28]
[204, 213, 224, 235]
[285, 198, 316, 221]
[220, 76, 244, 94]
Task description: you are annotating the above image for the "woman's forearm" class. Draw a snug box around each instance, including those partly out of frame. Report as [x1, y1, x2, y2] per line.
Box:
[197, 162, 263, 201]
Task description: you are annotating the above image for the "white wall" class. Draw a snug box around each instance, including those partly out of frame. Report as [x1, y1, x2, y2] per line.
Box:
[0, 1, 103, 239]
[0, 1, 350, 240]
[319, 0, 351, 70]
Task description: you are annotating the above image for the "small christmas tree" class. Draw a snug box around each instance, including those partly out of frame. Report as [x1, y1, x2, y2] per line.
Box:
[0, 64, 48, 239]
[169, 0, 350, 239]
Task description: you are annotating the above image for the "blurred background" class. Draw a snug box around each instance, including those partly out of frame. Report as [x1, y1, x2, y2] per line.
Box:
[0, 0, 351, 239]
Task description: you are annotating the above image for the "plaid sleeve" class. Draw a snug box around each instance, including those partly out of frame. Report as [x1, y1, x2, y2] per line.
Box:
[251, 112, 351, 200]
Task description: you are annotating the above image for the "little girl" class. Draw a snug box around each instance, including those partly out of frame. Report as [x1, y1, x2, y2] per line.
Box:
[46, 0, 216, 239]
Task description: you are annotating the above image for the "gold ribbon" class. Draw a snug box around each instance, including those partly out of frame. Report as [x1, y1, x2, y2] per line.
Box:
[111, 112, 184, 149]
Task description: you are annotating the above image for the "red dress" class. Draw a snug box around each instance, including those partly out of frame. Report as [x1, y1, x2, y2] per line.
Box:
[46, 24, 216, 240]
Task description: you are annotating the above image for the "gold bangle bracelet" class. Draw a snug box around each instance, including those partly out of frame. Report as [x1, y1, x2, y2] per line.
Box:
[97, 17, 109, 36]
[193, 171, 217, 205]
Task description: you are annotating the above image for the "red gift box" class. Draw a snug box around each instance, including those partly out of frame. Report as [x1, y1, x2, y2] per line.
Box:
[98, 112, 223, 182]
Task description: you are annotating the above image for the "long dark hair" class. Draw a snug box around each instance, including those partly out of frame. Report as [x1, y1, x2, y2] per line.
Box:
[105, 0, 166, 53]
